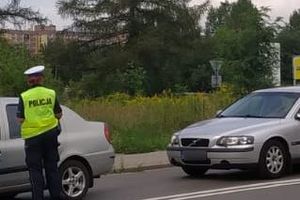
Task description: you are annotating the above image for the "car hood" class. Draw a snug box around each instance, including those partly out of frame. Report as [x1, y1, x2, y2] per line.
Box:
[179, 117, 282, 138]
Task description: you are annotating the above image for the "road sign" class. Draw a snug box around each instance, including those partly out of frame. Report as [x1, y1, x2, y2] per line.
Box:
[211, 75, 222, 88]
[209, 60, 223, 74]
[293, 56, 300, 81]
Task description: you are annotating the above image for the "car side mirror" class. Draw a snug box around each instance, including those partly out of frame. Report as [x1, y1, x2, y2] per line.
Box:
[216, 110, 222, 117]
[295, 113, 300, 120]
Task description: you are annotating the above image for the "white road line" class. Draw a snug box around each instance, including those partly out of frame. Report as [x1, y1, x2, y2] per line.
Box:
[142, 178, 300, 200]
[171, 181, 300, 200]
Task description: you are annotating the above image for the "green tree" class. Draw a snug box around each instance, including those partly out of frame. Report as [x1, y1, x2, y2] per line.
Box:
[57, 0, 209, 95]
[277, 9, 300, 85]
[207, 0, 276, 93]
[0, 39, 62, 96]
[0, 0, 46, 27]
[205, 1, 232, 36]
[43, 38, 87, 84]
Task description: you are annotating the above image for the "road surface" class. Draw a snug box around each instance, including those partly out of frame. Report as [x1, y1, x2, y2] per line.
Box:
[15, 166, 300, 200]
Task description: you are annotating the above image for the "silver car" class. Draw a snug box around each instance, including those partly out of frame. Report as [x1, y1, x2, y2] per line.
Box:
[0, 97, 115, 199]
[167, 86, 300, 178]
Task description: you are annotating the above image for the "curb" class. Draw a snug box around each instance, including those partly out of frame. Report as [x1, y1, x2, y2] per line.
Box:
[112, 151, 171, 173]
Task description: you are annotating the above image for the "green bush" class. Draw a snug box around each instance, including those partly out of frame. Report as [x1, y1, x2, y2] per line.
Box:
[66, 87, 235, 154]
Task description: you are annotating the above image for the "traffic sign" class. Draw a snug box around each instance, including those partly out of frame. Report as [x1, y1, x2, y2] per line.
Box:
[293, 56, 300, 80]
[211, 75, 222, 88]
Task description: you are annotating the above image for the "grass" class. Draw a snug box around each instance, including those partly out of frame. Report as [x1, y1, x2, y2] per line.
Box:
[66, 88, 235, 154]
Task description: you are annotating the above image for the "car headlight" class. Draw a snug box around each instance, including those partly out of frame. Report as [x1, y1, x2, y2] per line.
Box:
[170, 135, 179, 145]
[217, 136, 254, 146]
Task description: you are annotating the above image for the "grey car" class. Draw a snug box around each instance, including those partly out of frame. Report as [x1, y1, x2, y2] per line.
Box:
[0, 97, 115, 199]
[167, 86, 300, 178]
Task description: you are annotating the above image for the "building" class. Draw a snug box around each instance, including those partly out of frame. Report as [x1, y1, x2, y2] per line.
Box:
[1, 24, 128, 55]
[2, 24, 57, 55]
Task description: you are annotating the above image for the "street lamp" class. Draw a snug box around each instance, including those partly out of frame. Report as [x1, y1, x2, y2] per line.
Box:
[210, 60, 223, 88]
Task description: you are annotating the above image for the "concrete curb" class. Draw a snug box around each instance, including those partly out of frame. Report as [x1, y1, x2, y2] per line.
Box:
[112, 151, 171, 173]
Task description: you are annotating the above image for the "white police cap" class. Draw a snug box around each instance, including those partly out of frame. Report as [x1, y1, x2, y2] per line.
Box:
[24, 65, 45, 75]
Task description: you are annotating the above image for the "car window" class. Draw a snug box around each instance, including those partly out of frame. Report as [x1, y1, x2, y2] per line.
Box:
[220, 92, 300, 118]
[6, 104, 21, 139]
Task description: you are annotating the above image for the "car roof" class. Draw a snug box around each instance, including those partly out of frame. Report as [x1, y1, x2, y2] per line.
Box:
[254, 86, 300, 93]
[0, 97, 18, 103]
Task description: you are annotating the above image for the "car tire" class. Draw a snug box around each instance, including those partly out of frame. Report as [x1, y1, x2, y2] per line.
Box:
[258, 140, 289, 179]
[59, 160, 90, 200]
[181, 166, 208, 177]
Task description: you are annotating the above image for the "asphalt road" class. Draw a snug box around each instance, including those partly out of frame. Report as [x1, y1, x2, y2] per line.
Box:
[15, 167, 300, 200]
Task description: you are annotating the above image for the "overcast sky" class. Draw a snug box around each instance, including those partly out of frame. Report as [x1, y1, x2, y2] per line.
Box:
[2, 0, 300, 30]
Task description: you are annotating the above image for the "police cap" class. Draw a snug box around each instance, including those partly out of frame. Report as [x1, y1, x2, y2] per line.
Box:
[24, 65, 45, 76]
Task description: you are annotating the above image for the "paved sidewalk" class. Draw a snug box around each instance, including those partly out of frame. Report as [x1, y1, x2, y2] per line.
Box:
[112, 151, 171, 173]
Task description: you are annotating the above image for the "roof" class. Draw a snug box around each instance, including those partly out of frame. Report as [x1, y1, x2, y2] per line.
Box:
[254, 86, 300, 93]
[0, 97, 19, 104]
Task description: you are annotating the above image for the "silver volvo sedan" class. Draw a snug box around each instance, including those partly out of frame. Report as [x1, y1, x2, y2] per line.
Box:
[167, 86, 300, 179]
[0, 97, 115, 199]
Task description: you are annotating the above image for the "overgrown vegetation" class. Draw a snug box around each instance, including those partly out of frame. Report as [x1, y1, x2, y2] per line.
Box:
[67, 87, 235, 153]
[1, 0, 300, 153]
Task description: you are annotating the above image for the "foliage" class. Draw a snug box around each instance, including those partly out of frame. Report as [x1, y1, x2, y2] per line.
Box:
[0, 40, 29, 96]
[120, 62, 146, 95]
[0, 0, 46, 27]
[43, 38, 87, 84]
[277, 9, 300, 85]
[67, 88, 235, 153]
[0, 39, 62, 96]
[53, 0, 211, 95]
[207, 0, 276, 93]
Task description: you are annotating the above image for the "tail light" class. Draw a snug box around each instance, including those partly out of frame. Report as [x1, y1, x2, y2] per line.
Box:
[104, 123, 112, 144]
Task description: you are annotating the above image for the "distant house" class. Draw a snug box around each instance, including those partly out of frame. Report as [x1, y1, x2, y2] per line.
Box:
[1, 24, 128, 55]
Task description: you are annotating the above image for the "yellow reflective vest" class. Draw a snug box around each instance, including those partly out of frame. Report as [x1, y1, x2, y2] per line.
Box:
[20, 86, 58, 139]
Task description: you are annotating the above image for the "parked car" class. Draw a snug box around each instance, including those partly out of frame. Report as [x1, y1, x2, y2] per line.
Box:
[0, 97, 115, 199]
[167, 86, 300, 178]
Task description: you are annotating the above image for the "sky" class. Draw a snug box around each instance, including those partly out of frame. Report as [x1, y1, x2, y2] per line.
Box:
[2, 0, 300, 30]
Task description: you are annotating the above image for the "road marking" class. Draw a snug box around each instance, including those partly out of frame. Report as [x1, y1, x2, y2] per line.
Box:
[142, 178, 300, 200]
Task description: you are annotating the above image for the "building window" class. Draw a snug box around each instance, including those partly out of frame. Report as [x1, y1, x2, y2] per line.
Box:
[24, 34, 30, 41]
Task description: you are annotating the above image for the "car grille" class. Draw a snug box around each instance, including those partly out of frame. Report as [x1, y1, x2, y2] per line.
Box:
[181, 138, 209, 147]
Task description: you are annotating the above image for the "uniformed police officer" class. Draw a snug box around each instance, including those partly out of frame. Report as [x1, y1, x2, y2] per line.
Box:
[17, 65, 63, 200]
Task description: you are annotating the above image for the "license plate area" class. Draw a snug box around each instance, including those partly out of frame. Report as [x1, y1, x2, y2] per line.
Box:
[181, 150, 207, 161]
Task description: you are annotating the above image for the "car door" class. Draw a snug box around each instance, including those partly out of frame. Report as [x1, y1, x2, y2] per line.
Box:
[285, 97, 300, 159]
[0, 103, 29, 189]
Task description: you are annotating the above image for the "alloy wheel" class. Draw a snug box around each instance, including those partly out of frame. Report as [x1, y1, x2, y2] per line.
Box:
[62, 166, 86, 198]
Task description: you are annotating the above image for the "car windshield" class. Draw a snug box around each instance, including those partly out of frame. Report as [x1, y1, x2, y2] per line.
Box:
[219, 92, 300, 118]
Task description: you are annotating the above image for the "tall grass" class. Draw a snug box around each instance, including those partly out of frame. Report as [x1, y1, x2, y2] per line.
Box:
[66, 88, 235, 154]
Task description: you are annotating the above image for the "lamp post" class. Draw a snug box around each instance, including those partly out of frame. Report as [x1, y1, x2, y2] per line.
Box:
[210, 60, 223, 88]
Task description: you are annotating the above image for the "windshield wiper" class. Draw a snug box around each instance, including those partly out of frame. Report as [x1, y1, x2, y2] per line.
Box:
[219, 114, 266, 118]
[243, 114, 265, 118]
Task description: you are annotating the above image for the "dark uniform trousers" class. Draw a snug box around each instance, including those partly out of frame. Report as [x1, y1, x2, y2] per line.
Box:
[25, 127, 62, 200]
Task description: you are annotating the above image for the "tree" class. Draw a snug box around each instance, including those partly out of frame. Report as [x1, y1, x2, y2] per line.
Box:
[207, 0, 276, 93]
[0, 0, 46, 27]
[57, 0, 208, 46]
[205, 1, 232, 36]
[56, 0, 210, 95]
[43, 38, 87, 84]
[277, 9, 300, 85]
[0, 39, 62, 96]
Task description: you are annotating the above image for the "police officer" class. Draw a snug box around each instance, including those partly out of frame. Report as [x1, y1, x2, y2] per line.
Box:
[17, 65, 63, 200]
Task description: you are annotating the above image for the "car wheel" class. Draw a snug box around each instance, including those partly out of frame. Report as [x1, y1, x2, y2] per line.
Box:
[258, 140, 289, 179]
[181, 166, 208, 177]
[59, 160, 90, 200]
